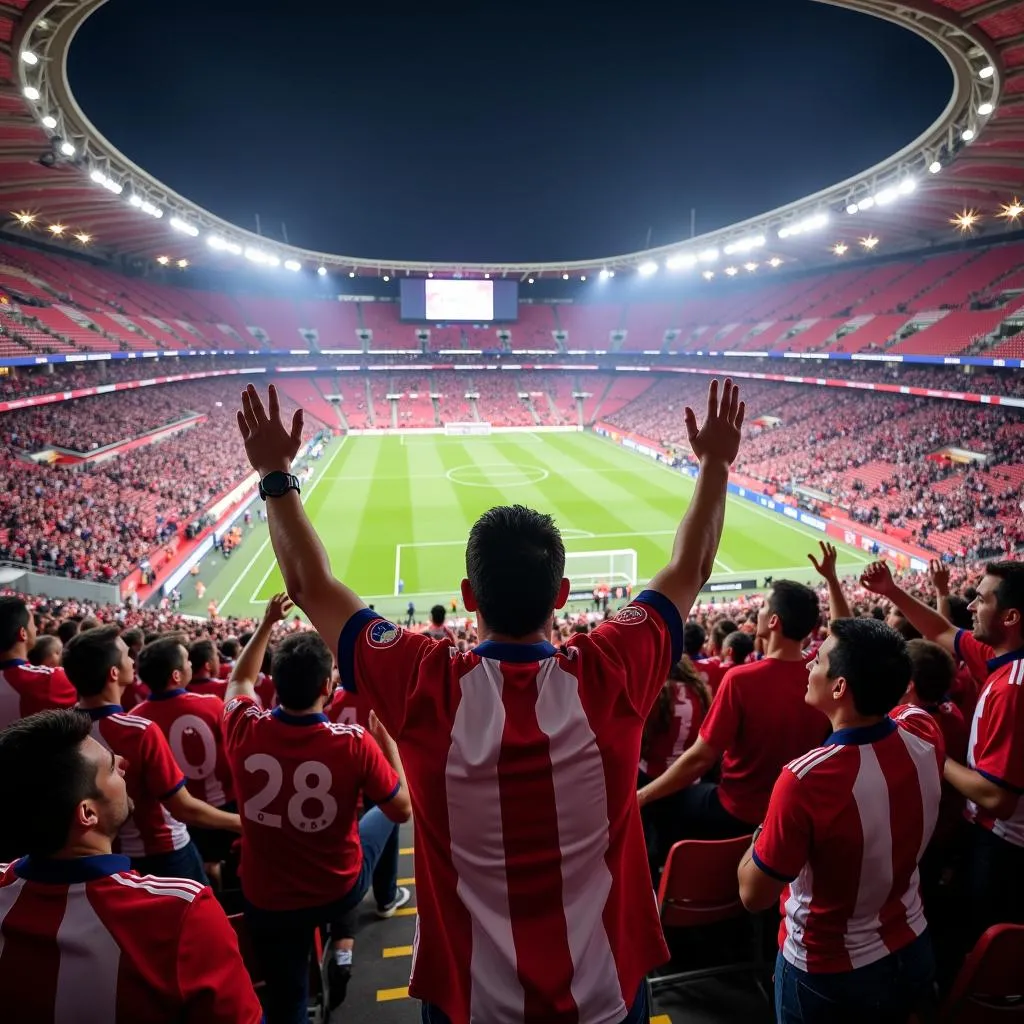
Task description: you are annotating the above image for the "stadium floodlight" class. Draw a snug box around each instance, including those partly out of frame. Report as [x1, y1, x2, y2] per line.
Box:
[929, 160, 942, 175]
[580, 275, 586, 281]
[349, 271, 357, 278]
[207, 234, 242, 255]
[768, 257, 783, 267]
[725, 266, 738, 276]
[22, 86, 40, 101]
[978, 102, 994, 117]
[317, 265, 327, 277]
[484, 273, 490, 279]
[979, 65, 994, 80]
[744, 261, 758, 272]
[779, 213, 827, 239]
[59, 141, 75, 157]
[90, 169, 123, 195]
[561, 272, 569, 280]
[724, 234, 765, 255]
[169, 216, 199, 237]
[156, 255, 169, 265]
[284, 259, 301, 272]
[899, 178, 916, 195]
[244, 246, 272, 264]
[962, 127, 975, 141]
[699, 248, 719, 263]
[41, 115, 56, 129]
[382, 274, 390, 282]
[177, 259, 189, 268]
[637, 260, 658, 277]
[666, 253, 696, 271]
[874, 187, 898, 206]
[89, 169, 104, 184]
[846, 203, 859, 215]
[20, 51, 39, 66]
[858, 196, 875, 211]
[598, 268, 611, 280]
[702, 270, 714, 280]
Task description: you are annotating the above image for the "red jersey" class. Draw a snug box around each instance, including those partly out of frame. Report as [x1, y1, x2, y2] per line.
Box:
[189, 677, 227, 700]
[134, 690, 234, 809]
[0, 855, 261, 1023]
[753, 717, 943, 973]
[640, 683, 705, 778]
[222, 696, 400, 911]
[700, 658, 831, 825]
[955, 630, 1024, 847]
[337, 590, 683, 1024]
[85, 706, 189, 858]
[692, 655, 727, 695]
[326, 687, 371, 728]
[254, 671, 275, 710]
[949, 663, 981, 722]
[120, 678, 151, 712]
[0, 658, 77, 730]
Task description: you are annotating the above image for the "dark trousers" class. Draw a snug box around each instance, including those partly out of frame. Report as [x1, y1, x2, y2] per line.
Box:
[131, 840, 209, 885]
[421, 982, 650, 1023]
[244, 807, 399, 1024]
[961, 823, 1024, 952]
[775, 931, 934, 1024]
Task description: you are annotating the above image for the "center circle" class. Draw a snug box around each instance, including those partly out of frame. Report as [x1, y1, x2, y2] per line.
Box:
[446, 463, 549, 488]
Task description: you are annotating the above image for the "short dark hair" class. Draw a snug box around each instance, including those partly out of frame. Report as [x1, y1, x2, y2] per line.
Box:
[906, 639, 956, 704]
[723, 630, 755, 664]
[221, 638, 240, 660]
[768, 581, 820, 641]
[430, 605, 446, 626]
[137, 637, 188, 693]
[28, 635, 61, 667]
[62, 625, 123, 699]
[683, 622, 706, 658]
[188, 639, 216, 675]
[889, 608, 922, 641]
[79, 617, 100, 632]
[0, 709, 97, 857]
[56, 620, 80, 646]
[121, 627, 145, 653]
[0, 596, 30, 651]
[711, 619, 737, 649]
[465, 505, 565, 637]
[986, 561, 1024, 620]
[945, 595, 973, 631]
[827, 618, 911, 716]
[272, 633, 333, 709]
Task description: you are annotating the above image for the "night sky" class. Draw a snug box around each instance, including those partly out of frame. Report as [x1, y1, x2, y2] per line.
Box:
[68, 0, 951, 264]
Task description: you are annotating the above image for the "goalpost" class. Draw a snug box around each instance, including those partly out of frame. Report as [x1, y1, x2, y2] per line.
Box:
[565, 549, 638, 591]
[445, 421, 492, 436]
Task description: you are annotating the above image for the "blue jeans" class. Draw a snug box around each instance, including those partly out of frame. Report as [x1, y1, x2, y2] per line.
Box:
[131, 840, 209, 885]
[422, 982, 650, 1023]
[244, 807, 399, 1024]
[774, 931, 935, 1024]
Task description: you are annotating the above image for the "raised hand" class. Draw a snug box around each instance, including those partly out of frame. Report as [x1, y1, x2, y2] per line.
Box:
[808, 541, 839, 581]
[236, 384, 304, 477]
[928, 558, 950, 597]
[264, 592, 294, 624]
[685, 378, 745, 465]
[860, 560, 896, 597]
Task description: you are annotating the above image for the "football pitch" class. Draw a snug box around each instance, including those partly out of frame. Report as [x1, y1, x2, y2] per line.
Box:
[199, 431, 875, 621]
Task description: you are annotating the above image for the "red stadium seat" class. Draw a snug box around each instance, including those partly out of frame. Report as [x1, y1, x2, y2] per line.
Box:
[940, 924, 1024, 1024]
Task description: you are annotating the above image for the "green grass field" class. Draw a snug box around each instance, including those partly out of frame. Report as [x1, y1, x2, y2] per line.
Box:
[193, 430, 875, 621]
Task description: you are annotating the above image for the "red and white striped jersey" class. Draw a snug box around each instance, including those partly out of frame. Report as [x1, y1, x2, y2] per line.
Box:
[753, 717, 943, 974]
[338, 591, 682, 1024]
[133, 690, 235, 809]
[84, 706, 189, 858]
[222, 697, 400, 911]
[640, 682, 705, 778]
[0, 855, 261, 1023]
[0, 658, 77, 730]
[955, 629, 1024, 846]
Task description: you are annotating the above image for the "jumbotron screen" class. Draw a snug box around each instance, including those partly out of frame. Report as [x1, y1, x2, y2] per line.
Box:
[400, 278, 519, 322]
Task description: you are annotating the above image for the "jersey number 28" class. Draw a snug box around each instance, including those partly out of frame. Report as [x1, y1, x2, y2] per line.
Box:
[242, 754, 338, 832]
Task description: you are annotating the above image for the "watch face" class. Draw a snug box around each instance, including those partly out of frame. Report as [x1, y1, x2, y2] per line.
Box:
[263, 471, 292, 496]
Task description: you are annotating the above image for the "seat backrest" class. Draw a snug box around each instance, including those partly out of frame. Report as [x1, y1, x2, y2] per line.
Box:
[942, 924, 1024, 1024]
[656, 833, 754, 929]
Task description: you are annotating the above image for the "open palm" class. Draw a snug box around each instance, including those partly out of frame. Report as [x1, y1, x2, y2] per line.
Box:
[686, 378, 745, 465]
[236, 384, 304, 477]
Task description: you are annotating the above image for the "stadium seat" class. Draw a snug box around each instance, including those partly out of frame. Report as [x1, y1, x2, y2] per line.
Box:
[940, 924, 1024, 1024]
[648, 834, 769, 1001]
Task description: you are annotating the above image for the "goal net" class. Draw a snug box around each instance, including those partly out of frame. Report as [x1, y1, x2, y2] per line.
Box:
[565, 549, 638, 590]
[445, 421, 492, 436]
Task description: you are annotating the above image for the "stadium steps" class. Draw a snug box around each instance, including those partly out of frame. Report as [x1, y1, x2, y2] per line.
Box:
[365, 377, 377, 427]
[312, 377, 347, 430]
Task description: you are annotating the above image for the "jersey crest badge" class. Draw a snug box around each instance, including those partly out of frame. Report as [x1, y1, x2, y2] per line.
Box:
[368, 620, 402, 647]
[614, 606, 648, 625]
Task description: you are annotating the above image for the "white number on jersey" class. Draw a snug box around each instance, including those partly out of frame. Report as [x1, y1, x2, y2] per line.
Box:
[167, 715, 218, 780]
[242, 755, 338, 832]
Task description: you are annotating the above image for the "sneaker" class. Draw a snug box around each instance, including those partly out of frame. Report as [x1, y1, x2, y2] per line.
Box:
[376, 885, 412, 919]
[326, 961, 351, 1011]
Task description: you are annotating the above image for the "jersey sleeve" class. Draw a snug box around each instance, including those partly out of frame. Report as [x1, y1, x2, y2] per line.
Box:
[359, 731, 402, 806]
[143, 722, 187, 801]
[570, 590, 683, 717]
[699, 669, 741, 754]
[752, 768, 812, 884]
[972, 683, 1024, 794]
[47, 667, 78, 708]
[955, 629, 995, 685]
[176, 888, 263, 1023]
[221, 695, 260, 754]
[337, 608, 439, 736]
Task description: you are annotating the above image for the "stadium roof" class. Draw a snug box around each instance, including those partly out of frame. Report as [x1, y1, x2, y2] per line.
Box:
[0, 0, 1021, 280]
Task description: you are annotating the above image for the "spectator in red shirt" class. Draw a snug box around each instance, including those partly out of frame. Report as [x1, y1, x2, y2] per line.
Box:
[638, 579, 830, 854]
[188, 639, 225, 699]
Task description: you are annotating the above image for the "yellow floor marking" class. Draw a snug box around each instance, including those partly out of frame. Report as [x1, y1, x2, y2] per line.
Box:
[400, 846, 414, 855]
[651, 1016, 672, 1024]
[393, 906, 418, 917]
[383, 945, 414, 958]
[397, 876, 415, 886]
[376, 986, 410, 1002]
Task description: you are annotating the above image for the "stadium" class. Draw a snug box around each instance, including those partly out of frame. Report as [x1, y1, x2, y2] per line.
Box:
[0, 0, 1021, 1021]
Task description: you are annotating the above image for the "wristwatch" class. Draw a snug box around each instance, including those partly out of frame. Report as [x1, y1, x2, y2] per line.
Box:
[258, 471, 301, 501]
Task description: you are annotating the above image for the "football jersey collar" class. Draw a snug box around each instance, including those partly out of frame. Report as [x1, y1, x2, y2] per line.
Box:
[474, 640, 558, 663]
[148, 689, 187, 701]
[987, 646, 1024, 672]
[272, 706, 328, 726]
[15, 853, 131, 883]
[825, 717, 896, 747]
[84, 704, 124, 720]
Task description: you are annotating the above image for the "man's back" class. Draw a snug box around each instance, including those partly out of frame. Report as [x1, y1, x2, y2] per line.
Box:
[0, 856, 261, 1023]
[222, 697, 399, 911]
[134, 690, 234, 808]
[0, 659, 76, 730]
[338, 593, 681, 1024]
[700, 657, 830, 825]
